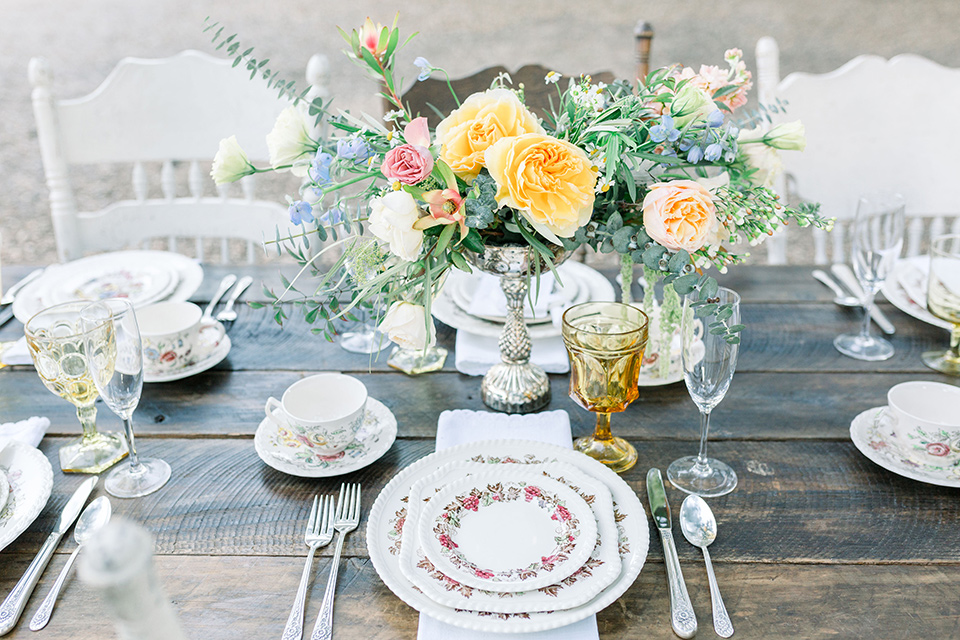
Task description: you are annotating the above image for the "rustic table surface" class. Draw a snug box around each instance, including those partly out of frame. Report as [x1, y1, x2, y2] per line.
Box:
[1, 263, 958, 640]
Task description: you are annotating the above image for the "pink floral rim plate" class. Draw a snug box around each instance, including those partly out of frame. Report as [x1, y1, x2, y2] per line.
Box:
[850, 406, 960, 488]
[254, 397, 397, 478]
[366, 439, 649, 634]
[418, 469, 597, 593]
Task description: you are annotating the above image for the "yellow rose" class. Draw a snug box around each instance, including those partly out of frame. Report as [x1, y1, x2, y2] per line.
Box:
[485, 133, 597, 243]
[642, 180, 717, 253]
[435, 89, 544, 181]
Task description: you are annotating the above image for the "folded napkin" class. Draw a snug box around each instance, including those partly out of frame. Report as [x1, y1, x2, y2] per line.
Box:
[418, 409, 599, 640]
[0, 416, 50, 450]
[467, 272, 559, 319]
[0, 337, 32, 366]
[455, 331, 569, 376]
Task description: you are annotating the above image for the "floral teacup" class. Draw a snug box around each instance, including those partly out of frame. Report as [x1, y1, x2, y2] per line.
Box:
[137, 302, 225, 375]
[265, 373, 367, 455]
[885, 381, 960, 463]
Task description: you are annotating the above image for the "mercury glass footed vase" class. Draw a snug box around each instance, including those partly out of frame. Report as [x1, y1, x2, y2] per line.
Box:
[465, 243, 570, 413]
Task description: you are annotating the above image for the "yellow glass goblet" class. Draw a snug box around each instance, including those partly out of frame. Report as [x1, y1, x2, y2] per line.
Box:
[923, 233, 960, 375]
[562, 302, 649, 473]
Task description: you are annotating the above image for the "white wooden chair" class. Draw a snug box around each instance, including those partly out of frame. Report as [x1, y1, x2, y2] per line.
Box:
[29, 50, 331, 264]
[755, 37, 960, 264]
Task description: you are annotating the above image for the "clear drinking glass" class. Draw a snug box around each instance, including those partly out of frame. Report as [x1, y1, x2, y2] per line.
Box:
[922, 234, 960, 375]
[833, 193, 905, 361]
[562, 302, 649, 474]
[24, 301, 128, 473]
[668, 287, 740, 497]
[81, 299, 171, 498]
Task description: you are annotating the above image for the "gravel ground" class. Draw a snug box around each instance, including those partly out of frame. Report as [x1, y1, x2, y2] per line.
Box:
[2, 0, 959, 266]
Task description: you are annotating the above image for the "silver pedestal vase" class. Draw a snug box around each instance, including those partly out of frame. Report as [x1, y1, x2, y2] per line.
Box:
[465, 243, 570, 414]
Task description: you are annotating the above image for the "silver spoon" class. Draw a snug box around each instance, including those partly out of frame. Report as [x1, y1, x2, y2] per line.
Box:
[29, 496, 112, 630]
[216, 275, 253, 323]
[812, 269, 860, 307]
[679, 495, 734, 638]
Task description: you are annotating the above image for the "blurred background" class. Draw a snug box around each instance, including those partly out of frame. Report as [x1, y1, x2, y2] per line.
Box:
[3, 0, 959, 264]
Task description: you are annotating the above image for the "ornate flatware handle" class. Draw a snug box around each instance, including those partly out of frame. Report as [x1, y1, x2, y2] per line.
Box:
[660, 530, 697, 639]
[281, 546, 318, 640]
[29, 547, 81, 631]
[310, 532, 346, 640]
[703, 546, 734, 637]
[0, 533, 60, 635]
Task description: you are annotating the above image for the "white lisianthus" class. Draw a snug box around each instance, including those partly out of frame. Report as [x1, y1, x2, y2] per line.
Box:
[670, 84, 715, 128]
[210, 136, 255, 185]
[266, 106, 316, 176]
[368, 190, 424, 261]
[378, 301, 435, 350]
[762, 120, 806, 151]
[738, 127, 784, 187]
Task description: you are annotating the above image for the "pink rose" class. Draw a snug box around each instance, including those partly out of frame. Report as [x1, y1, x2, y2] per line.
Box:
[552, 505, 572, 522]
[642, 180, 718, 253]
[381, 144, 433, 185]
[524, 486, 542, 502]
[926, 442, 951, 457]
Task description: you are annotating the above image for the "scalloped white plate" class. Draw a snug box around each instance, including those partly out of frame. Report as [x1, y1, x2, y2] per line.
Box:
[0, 442, 54, 553]
[881, 257, 953, 330]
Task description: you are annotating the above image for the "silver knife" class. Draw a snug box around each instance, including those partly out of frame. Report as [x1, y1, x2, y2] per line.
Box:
[0, 475, 98, 636]
[0, 269, 45, 328]
[829, 264, 896, 335]
[646, 468, 697, 639]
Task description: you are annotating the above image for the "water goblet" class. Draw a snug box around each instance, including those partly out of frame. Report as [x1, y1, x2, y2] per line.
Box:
[24, 301, 128, 473]
[562, 302, 649, 473]
[81, 299, 171, 498]
[668, 287, 741, 497]
[834, 192, 905, 361]
[922, 234, 960, 375]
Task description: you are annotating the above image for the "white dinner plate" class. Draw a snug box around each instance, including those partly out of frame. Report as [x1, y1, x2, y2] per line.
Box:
[0, 442, 54, 553]
[13, 251, 204, 324]
[366, 439, 649, 634]
[449, 267, 583, 325]
[49, 263, 177, 308]
[881, 257, 953, 330]
[399, 461, 622, 614]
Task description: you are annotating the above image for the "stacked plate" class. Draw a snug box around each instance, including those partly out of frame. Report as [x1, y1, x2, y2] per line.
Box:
[431, 262, 616, 339]
[366, 439, 649, 633]
[881, 256, 953, 330]
[12, 251, 204, 324]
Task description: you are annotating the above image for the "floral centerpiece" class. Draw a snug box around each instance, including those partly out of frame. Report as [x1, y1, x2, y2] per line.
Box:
[209, 17, 832, 359]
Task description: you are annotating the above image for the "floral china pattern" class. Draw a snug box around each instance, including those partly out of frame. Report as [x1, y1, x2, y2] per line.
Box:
[431, 480, 582, 584]
[72, 270, 148, 301]
[270, 408, 385, 468]
[865, 409, 960, 479]
[0, 466, 20, 527]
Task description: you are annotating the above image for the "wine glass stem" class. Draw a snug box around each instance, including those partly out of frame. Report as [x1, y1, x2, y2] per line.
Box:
[696, 409, 713, 468]
[949, 326, 960, 360]
[859, 290, 876, 339]
[77, 404, 99, 443]
[594, 412, 613, 441]
[121, 416, 143, 472]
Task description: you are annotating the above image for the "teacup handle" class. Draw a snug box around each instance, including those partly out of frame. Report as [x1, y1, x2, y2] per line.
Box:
[196, 319, 227, 357]
[265, 397, 285, 423]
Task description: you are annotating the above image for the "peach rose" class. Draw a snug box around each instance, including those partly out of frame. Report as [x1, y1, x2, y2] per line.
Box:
[485, 133, 597, 243]
[435, 89, 544, 181]
[642, 180, 718, 253]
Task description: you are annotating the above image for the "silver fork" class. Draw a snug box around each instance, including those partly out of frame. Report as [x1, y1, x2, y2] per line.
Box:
[282, 495, 334, 640]
[216, 276, 253, 323]
[310, 483, 361, 640]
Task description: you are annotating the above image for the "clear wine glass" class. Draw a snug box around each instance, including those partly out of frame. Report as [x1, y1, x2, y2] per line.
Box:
[922, 234, 960, 375]
[668, 287, 740, 497]
[834, 193, 905, 361]
[80, 299, 171, 498]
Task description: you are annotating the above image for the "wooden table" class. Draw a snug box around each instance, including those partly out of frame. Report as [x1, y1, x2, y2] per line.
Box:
[1, 264, 958, 639]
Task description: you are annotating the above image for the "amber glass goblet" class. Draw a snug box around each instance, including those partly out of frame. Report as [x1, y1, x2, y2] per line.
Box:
[562, 302, 649, 473]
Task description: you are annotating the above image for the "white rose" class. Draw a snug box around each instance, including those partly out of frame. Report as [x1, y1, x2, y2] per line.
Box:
[266, 106, 315, 176]
[378, 301, 435, 350]
[738, 127, 783, 188]
[369, 191, 424, 261]
[210, 136, 255, 185]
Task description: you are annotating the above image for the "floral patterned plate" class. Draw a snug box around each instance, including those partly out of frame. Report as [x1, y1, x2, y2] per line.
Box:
[254, 397, 397, 478]
[850, 406, 960, 488]
[419, 469, 597, 593]
[143, 332, 231, 383]
[50, 264, 177, 308]
[881, 257, 954, 330]
[0, 471, 8, 515]
[366, 439, 649, 634]
[0, 442, 54, 553]
[399, 461, 622, 613]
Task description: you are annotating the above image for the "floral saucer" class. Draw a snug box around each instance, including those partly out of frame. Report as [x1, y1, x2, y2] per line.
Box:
[143, 333, 231, 383]
[850, 406, 960, 488]
[254, 397, 397, 478]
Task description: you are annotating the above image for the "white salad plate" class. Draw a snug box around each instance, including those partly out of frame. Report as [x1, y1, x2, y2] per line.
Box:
[850, 406, 960, 488]
[255, 397, 397, 478]
[418, 469, 597, 593]
[399, 461, 622, 614]
[432, 263, 616, 339]
[0, 471, 8, 515]
[881, 256, 953, 331]
[448, 267, 584, 325]
[367, 438, 649, 634]
[13, 251, 204, 324]
[0, 442, 54, 553]
[143, 332, 231, 383]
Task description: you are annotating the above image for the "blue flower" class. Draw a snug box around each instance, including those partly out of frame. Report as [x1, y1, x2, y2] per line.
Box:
[288, 200, 314, 225]
[414, 57, 433, 82]
[704, 143, 724, 162]
[320, 206, 345, 226]
[336, 138, 373, 164]
[727, 125, 740, 139]
[650, 115, 680, 144]
[686, 146, 704, 163]
[678, 137, 695, 152]
[724, 149, 737, 162]
[706, 110, 724, 128]
[309, 152, 334, 184]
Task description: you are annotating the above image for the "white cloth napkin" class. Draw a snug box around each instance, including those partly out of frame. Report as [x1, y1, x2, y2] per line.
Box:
[454, 331, 569, 376]
[418, 409, 599, 640]
[0, 416, 50, 450]
[467, 272, 558, 318]
[0, 337, 32, 366]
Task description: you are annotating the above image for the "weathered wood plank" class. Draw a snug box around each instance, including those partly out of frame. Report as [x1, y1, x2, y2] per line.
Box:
[2, 370, 952, 441]
[6, 438, 960, 564]
[1, 555, 957, 640]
